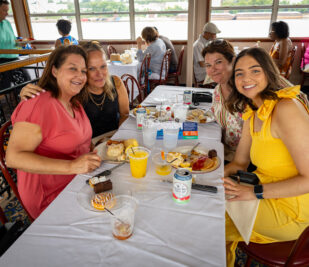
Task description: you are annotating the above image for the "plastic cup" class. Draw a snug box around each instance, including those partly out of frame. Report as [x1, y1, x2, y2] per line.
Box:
[152, 152, 172, 176]
[142, 118, 157, 148]
[163, 122, 180, 151]
[107, 195, 138, 240]
[173, 103, 189, 122]
[127, 147, 150, 178]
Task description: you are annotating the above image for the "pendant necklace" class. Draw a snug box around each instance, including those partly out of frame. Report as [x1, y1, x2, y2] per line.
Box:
[88, 90, 106, 110]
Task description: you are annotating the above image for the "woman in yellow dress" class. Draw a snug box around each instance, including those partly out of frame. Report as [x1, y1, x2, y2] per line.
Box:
[224, 47, 309, 267]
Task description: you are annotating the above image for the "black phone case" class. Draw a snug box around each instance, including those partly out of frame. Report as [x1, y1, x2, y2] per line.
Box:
[229, 170, 259, 185]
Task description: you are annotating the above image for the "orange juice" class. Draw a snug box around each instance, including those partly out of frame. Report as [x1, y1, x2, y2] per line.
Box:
[127, 147, 150, 178]
[155, 164, 172, 176]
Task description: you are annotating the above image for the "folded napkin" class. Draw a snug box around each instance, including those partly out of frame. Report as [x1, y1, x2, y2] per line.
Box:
[226, 197, 260, 244]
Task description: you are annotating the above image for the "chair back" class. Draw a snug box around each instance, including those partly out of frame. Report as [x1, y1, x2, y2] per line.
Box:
[285, 225, 309, 266]
[107, 45, 117, 58]
[138, 53, 151, 96]
[158, 49, 172, 84]
[176, 46, 185, 76]
[0, 121, 33, 222]
[284, 46, 297, 79]
[121, 74, 144, 109]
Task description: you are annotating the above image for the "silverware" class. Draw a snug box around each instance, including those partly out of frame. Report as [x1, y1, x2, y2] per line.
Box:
[186, 142, 200, 159]
[104, 207, 127, 225]
[86, 161, 126, 184]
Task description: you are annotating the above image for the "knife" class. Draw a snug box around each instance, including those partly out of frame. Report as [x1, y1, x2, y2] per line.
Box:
[161, 179, 217, 194]
[86, 161, 126, 184]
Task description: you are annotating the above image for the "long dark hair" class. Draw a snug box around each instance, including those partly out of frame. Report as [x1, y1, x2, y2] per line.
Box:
[38, 45, 87, 109]
[226, 47, 283, 113]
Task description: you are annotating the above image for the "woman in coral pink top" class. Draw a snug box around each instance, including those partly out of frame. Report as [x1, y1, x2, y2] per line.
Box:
[6, 45, 101, 220]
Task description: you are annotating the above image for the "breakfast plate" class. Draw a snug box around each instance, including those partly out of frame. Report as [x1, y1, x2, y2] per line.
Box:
[167, 145, 220, 174]
[129, 106, 157, 118]
[186, 109, 216, 124]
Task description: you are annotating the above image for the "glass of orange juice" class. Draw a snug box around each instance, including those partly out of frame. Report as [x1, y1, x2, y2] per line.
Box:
[152, 152, 172, 176]
[126, 146, 150, 178]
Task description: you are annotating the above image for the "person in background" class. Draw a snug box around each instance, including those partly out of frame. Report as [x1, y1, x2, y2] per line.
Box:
[6, 45, 102, 220]
[269, 21, 293, 76]
[136, 26, 166, 80]
[202, 39, 243, 161]
[55, 19, 79, 48]
[20, 42, 129, 139]
[224, 47, 309, 267]
[193, 22, 220, 83]
[301, 44, 309, 72]
[0, 0, 30, 89]
[153, 26, 178, 73]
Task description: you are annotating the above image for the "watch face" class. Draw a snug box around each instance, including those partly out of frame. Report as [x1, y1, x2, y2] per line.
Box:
[254, 185, 263, 194]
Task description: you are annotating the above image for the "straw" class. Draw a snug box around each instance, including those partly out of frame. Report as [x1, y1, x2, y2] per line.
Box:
[105, 207, 126, 225]
[130, 146, 136, 155]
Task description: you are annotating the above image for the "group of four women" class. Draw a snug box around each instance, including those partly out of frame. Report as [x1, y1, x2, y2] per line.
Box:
[6, 34, 309, 267]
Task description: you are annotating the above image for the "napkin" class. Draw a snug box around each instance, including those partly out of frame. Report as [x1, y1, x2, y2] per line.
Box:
[226, 198, 260, 244]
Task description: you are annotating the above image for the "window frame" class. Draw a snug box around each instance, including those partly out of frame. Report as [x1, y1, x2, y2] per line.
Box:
[25, 0, 189, 41]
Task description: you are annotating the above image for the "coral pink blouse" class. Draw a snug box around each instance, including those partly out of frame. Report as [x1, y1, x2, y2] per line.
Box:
[11, 91, 92, 219]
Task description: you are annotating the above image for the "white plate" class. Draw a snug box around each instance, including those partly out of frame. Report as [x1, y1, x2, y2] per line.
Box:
[76, 184, 107, 213]
[94, 140, 126, 164]
[129, 106, 157, 118]
[186, 109, 216, 124]
[169, 145, 221, 174]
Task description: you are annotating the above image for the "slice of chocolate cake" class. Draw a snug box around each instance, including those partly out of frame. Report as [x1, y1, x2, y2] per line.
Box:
[90, 176, 113, 194]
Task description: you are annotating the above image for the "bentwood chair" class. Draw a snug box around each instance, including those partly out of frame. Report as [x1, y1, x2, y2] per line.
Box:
[300, 42, 309, 87]
[121, 74, 144, 109]
[284, 46, 297, 80]
[149, 49, 172, 91]
[167, 46, 185, 86]
[138, 53, 151, 98]
[236, 225, 309, 267]
[0, 120, 33, 222]
[107, 45, 117, 58]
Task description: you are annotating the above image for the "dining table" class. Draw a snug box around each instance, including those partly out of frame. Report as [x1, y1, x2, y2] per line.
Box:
[0, 85, 227, 267]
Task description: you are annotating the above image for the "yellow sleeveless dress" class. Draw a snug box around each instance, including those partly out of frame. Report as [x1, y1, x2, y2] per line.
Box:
[226, 86, 309, 267]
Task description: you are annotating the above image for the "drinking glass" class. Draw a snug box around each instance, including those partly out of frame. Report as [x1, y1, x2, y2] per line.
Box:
[106, 195, 138, 240]
[142, 118, 157, 148]
[173, 103, 189, 122]
[127, 147, 151, 178]
[152, 152, 172, 176]
[163, 122, 180, 150]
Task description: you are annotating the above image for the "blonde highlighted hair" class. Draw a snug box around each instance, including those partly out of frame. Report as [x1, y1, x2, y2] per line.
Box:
[80, 41, 116, 102]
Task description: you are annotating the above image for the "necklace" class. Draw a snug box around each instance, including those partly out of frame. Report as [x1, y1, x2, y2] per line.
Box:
[88, 91, 106, 110]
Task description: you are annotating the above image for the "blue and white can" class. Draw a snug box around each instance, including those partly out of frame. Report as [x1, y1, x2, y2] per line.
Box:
[136, 107, 146, 130]
[173, 168, 192, 204]
[183, 90, 192, 105]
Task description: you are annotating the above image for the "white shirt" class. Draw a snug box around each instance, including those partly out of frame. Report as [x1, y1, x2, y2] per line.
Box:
[193, 34, 210, 82]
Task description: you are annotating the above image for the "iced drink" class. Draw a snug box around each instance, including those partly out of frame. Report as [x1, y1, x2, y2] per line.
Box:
[127, 147, 150, 178]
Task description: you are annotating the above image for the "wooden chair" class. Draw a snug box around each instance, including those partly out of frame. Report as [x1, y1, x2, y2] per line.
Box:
[300, 42, 309, 87]
[138, 53, 151, 98]
[167, 46, 185, 86]
[284, 45, 297, 80]
[236, 225, 309, 267]
[149, 49, 172, 91]
[0, 120, 33, 222]
[193, 71, 216, 89]
[121, 74, 144, 109]
[107, 45, 117, 58]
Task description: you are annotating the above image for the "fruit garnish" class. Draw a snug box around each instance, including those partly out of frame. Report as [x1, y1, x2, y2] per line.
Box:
[161, 150, 165, 160]
[192, 156, 207, 171]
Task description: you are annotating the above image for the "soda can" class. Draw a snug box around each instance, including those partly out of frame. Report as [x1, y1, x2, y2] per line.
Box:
[172, 168, 192, 204]
[183, 90, 192, 105]
[136, 107, 146, 130]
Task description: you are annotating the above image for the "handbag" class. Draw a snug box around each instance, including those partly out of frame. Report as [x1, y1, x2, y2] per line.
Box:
[229, 170, 259, 185]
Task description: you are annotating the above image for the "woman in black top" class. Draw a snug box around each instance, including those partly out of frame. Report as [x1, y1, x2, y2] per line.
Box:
[20, 42, 130, 138]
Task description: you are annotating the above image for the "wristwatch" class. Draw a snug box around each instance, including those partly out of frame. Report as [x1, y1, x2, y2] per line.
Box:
[254, 184, 264, 199]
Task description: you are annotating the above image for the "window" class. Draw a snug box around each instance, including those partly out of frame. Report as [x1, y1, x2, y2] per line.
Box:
[26, 0, 189, 41]
[210, 0, 309, 38]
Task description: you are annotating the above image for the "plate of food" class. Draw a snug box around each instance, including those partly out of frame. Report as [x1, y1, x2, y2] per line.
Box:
[166, 146, 220, 173]
[129, 106, 157, 118]
[77, 184, 116, 213]
[186, 109, 215, 124]
[94, 138, 139, 163]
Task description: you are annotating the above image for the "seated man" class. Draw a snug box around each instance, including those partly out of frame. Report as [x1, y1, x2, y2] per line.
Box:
[193, 22, 220, 83]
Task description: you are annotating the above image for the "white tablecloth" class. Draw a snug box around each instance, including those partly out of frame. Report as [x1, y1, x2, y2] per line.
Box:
[108, 60, 140, 101]
[1, 86, 226, 267]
